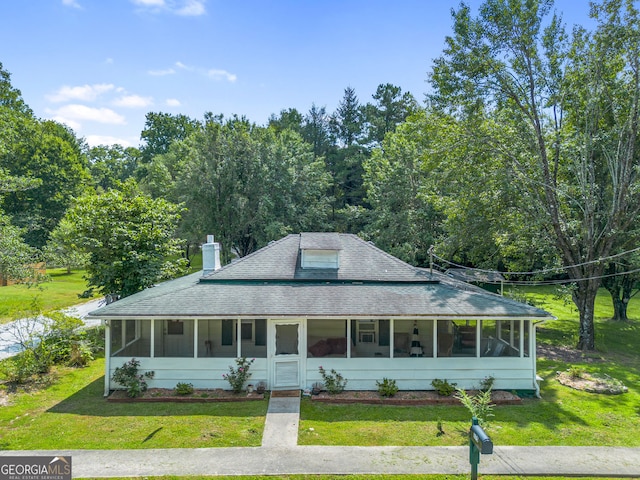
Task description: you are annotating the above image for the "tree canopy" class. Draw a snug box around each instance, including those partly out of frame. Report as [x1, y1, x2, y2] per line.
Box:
[63, 181, 187, 298]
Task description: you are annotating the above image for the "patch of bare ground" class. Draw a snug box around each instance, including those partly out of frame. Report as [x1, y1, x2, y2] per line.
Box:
[537, 344, 605, 363]
[556, 371, 628, 395]
[310, 389, 521, 405]
[0, 389, 10, 406]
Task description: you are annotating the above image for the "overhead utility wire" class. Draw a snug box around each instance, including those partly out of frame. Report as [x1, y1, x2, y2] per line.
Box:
[431, 245, 640, 277]
[481, 268, 640, 286]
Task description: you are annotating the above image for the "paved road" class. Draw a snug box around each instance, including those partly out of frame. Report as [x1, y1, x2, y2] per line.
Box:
[0, 298, 104, 360]
[2, 445, 640, 477]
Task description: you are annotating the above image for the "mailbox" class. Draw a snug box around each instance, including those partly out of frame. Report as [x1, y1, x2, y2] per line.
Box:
[468, 417, 493, 480]
[470, 424, 493, 454]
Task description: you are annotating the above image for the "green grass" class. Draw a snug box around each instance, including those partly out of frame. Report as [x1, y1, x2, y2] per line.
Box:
[0, 268, 95, 324]
[0, 357, 267, 450]
[0, 256, 203, 324]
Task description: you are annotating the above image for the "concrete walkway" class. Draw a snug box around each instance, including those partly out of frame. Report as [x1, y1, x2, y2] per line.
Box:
[2, 394, 640, 477]
[261, 395, 300, 447]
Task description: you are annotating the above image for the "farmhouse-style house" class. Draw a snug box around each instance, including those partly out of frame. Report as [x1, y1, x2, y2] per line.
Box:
[89, 232, 554, 397]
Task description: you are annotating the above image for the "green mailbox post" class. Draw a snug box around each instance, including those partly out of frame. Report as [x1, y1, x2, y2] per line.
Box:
[469, 417, 493, 480]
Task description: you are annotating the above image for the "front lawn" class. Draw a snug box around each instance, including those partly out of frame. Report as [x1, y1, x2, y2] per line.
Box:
[0, 358, 267, 449]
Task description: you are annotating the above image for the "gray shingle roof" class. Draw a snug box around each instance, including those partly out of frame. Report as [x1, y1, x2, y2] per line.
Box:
[299, 232, 343, 250]
[88, 233, 553, 320]
[201, 233, 424, 282]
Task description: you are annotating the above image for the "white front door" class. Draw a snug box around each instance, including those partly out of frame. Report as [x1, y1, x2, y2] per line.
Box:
[270, 320, 304, 389]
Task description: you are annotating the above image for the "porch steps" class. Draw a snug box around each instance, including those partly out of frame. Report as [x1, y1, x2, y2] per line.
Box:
[261, 394, 301, 448]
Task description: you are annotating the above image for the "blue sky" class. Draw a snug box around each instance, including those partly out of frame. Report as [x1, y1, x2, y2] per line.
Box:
[1, 0, 592, 148]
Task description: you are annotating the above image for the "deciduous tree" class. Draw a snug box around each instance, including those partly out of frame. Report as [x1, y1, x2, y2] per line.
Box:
[429, 0, 640, 349]
[64, 181, 187, 298]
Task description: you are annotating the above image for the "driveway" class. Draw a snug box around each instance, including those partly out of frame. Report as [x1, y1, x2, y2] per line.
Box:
[0, 297, 104, 360]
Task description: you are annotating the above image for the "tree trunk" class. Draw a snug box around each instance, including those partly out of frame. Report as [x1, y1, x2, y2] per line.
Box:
[572, 279, 600, 351]
[611, 296, 629, 322]
[602, 263, 635, 322]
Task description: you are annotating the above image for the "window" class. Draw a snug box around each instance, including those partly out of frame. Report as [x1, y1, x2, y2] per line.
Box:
[276, 324, 299, 355]
[167, 320, 184, 335]
[301, 250, 340, 269]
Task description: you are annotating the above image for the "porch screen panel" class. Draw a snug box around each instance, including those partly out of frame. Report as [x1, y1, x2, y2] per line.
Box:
[111, 319, 123, 354]
[451, 320, 476, 357]
[497, 320, 520, 357]
[111, 319, 151, 357]
[523, 320, 530, 357]
[437, 320, 455, 357]
[154, 319, 194, 357]
[197, 319, 238, 357]
[353, 320, 390, 358]
[379, 320, 390, 346]
[307, 319, 347, 358]
[255, 319, 266, 346]
[221, 320, 234, 346]
[480, 320, 520, 357]
[395, 320, 434, 357]
[241, 319, 267, 358]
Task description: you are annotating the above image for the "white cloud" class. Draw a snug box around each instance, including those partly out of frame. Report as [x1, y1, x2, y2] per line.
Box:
[62, 0, 82, 9]
[47, 83, 115, 103]
[208, 69, 237, 82]
[49, 104, 127, 125]
[113, 95, 154, 108]
[176, 0, 205, 16]
[148, 68, 176, 76]
[173, 61, 237, 82]
[85, 135, 134, 148]
[132, 0, 165, 6]
[166, 98, 181, 107]
[132, 0, 206, 16]
[51, 117, 82, 132]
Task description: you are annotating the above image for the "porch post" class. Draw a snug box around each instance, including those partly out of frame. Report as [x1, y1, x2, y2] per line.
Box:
[150, 319, 155, 358]
[194, 319, 199, 358]
[236, 319, 241, 357]
[104, 319, 111, 396]
[390, 318, 395, 358]
[432, 320, 438, 358]
[346, 319, 352, 358]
